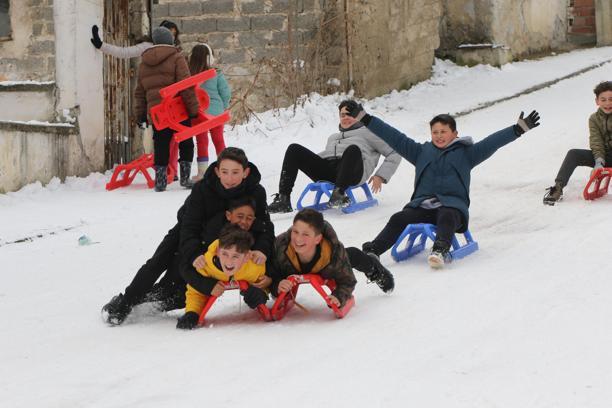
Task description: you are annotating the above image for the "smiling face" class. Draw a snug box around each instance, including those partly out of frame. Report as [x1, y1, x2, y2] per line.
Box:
[596, 90, 612, 114]
[225, 205, 255, 231]
[290, 220, 323, 262]
[214, 159, 250, 189]
[216, 245, 249, 276]
[430, 122, 458, 149]
[339, 107, 358, 130]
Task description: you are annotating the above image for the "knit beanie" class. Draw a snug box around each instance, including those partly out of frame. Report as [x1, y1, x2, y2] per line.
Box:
[152, 27, 174, 45]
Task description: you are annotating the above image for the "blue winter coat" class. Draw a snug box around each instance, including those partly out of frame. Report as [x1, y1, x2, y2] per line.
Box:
[367, 116, 520, 229]
[200, 69, 231, 116]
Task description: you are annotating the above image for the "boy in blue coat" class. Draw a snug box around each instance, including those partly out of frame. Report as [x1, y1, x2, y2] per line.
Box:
[346, 106, 540, 268]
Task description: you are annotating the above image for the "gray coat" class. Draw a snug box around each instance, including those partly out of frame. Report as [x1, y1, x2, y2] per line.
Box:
[318, 125, 401, 185]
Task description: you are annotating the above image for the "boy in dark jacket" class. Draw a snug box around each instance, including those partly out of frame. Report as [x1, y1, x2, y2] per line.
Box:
[270, 209, 395, 307]
[345, 105, 540, 268]
[543, 81, 612, 205]
[101, 148, 274, 325]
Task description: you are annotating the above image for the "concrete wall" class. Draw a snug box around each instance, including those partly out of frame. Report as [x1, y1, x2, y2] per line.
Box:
[439, 0, 568, 66]
[596, 0, 612, 45]
[0, 0, 56, 81]
[0, 83, 55, 121]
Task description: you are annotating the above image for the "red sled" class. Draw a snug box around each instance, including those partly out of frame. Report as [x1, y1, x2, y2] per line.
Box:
[197, 280, 271, 326]
[105, 153, 176, 191]
[270, 274, 355, 321]
[583, 167, 612, 200]
[150, 69, 231, 144]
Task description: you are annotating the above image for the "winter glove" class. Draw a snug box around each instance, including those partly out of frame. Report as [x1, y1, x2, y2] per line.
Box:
[591, 157, 606, 177]
[342, 100, 372, 126]
[90, 25, 103, 49]
[515, 110, 540, 135]
[176, 311, 199, 330]
[241, 285, 268, 309]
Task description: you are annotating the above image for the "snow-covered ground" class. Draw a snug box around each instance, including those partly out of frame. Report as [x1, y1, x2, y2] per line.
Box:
[2, 47, 612, 408]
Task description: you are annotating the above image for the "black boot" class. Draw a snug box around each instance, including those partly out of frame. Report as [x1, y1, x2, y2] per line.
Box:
[179, 161, 194, 189]
[543, 182, 563, 206]
[176, 311, 199, 330]
[364, 254, 395, 293]
[328, 188, 351, 209]
[428, 240, 452, 269]
[154, 165, 167, 192]
[101, 293, 133, 325]
[362, 241, 381, 257]
[268, 193, 292, 213]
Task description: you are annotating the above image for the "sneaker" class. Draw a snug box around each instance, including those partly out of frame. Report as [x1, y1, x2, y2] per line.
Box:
[101, 293, 133, 325]
[543, 183, 563, 206]
[327, 188, 351, 209]
[268, 193, 292, 213]
[176, 311, 199, 330]
[364, 253, 395, 293]
[427, 242, 452, 269]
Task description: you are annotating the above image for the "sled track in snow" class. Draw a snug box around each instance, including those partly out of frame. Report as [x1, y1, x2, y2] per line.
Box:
[453, 58, 612, 118]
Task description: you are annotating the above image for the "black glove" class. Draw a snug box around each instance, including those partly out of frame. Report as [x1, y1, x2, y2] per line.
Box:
[91, 25, 103, 49]
[176, 311, 199, 330]
[340, 100, 371, 125]
[138, 117, 148, 129]
[241, 285, 268, 309]
[515, 110, 540, 135]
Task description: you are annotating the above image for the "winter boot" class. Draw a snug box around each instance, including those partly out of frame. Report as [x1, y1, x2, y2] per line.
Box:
[268, 193, 292, 214]
[543, 182, 563, 206]
[328, 188, 351, 209]
[101, 293, 133, 325]
[427, 240, 452, 269]
[362, 241, 381, 258]
[154, 165, 168, 192]
[364, 253, 395, 293]
[191, 161, 208, 183]
[176, 311, 199, 330]
[179, 161, 194, 189]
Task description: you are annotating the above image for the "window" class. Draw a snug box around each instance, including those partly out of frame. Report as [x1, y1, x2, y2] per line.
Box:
[0, 0, 11, 41]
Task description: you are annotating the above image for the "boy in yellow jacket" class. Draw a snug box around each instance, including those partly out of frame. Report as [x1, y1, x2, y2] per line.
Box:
[176, 224, 267, 329]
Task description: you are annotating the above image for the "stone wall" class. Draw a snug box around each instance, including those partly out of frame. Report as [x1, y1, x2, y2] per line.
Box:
[439, 0, 568, 66]
[0, 0, 56, 81]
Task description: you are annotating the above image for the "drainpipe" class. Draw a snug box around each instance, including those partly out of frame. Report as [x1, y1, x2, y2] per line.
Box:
[344, 0, 354, 92]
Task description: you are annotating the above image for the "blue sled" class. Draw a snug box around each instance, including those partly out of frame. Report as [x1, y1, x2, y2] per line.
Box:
[391, 223, 478, 262]
[296, 182, 378, 214]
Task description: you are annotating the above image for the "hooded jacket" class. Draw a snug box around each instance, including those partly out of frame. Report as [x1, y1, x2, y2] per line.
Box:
[366, 116, 520, 229]
[134, 45, 198, 121]
[269, 221, 357, 306]
[589, 108, 612, 161]
[318, 124, 401, 184]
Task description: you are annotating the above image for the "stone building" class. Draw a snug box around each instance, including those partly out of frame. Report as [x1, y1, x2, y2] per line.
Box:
[1, 0, 611, 193]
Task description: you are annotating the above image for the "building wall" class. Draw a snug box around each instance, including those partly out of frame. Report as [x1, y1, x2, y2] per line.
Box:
[595, 0, 612, 45]
[0, 0, 56, 81]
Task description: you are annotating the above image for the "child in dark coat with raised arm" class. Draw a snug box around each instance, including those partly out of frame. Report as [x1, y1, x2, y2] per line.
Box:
[345, 105, 541, 269]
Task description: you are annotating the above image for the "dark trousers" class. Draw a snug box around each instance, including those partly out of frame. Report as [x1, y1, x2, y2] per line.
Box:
[345, 247, 376, 273]
[123, 223, 186, 305]
[554, 149, 612, 187]
[369, 206, 464, 256]
[153, 126, 194, 167]
[278, 143, 364, 195]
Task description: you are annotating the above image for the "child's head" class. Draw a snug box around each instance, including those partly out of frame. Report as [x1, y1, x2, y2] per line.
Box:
[225, 197, 256, 231]
[594, 81, 612, 114]
[152, 27, 174, 45]
[429, 114, 458, 149]
[215, 147, 250, 189]
[216, 224, 254, 276]
[338, 100, 362, 130]
[290, 209, 324, 258]
[189, 43, 214, 74]
[159, 20, 180, 45]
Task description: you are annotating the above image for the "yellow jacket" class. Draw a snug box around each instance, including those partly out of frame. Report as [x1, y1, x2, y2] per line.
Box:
[196, 239, 265, 283]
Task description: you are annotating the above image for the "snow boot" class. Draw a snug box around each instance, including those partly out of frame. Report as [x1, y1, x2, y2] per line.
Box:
[179, 161, 194, 189]
[327, 188, 351, 209]
[176, 311, 199, 330]
[268, 193, 292, 214]
[364, 253, 395, 293]
[101, 293, 133, 325]
[154, 165, 167, 192]
[427, 240, 452, 269]
[543, 182, 563, 206]
[362, 241, 381, 258]
[191, 161, 208, 183]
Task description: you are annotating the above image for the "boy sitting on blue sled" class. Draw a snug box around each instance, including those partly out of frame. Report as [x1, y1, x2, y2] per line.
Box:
[345, 105, 541, 269]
